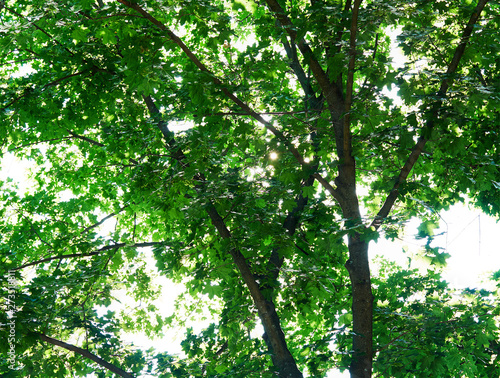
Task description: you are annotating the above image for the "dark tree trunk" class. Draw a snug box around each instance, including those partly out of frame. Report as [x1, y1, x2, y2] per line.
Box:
[345, 237, 373, 378]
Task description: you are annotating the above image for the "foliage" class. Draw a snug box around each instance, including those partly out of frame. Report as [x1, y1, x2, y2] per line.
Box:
[0, 0, 499, 377]
[373, 262, 500, 377]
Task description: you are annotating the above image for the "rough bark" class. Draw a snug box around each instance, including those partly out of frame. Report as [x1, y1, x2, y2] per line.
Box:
[345, 237, 373, 378]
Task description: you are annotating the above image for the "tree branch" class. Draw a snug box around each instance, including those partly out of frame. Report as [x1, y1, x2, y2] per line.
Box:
[371, 0, 490, 229]
[66, 129, 105, 147]
[264, 0, 344, 118]
[143, 94, 303, 377]
[116, 0, 340, 207]
[35, 333, 135, 378]
[65, 129, 139, 165]
[12, 242, 162, 271]
[280, 33, 320, 109]
[1, 70, 90, 111]
[342, 0, 362, 165]
[82, 207, 128, 235]
[115, 1, 314, 174]
[4, 6, 76, 58]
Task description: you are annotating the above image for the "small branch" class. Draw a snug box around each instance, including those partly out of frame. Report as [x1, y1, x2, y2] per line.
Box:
[210, 110, 310, 116]
[66, 129, 105, 147]
[82, 207, 128, 235]
[1, 93, 26, 112]
[2, 70, 90, 111]
[42, 70, 90, 88]
[90, 13, 146, 20]
[7, 137, 71, 152]
[12, 242, 162, 271]
[376, 318, 459, 353]
[473, 64, 488, 87]
[30, 225, 54, 250]
[313, 173, 340, 201]
[438, 0, 490, 96]
[65, 129, 140, 165]
[0, 58, 36, 67]
[4, 6, 76, 58]
[132, 213, 137, 242]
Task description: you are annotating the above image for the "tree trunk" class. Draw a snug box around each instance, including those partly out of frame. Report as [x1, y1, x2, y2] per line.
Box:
[345, 237, 373, 378]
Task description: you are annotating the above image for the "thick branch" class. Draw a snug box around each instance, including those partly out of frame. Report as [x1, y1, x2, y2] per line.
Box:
[205, 204, 302, 377]
[35, 333, 135, 378]
[371, 0, 490, 229]
[144, 95, 303, 377]
[342, 0, 362, 163]
[264, 0, 344, 117]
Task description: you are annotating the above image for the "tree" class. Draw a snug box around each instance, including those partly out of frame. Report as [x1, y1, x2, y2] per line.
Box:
[1, 0, 499, 377]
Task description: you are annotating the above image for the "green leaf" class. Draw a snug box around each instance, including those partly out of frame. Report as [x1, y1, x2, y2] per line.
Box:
[71, 27, 89, 43]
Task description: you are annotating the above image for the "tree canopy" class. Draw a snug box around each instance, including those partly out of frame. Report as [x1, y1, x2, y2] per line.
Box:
[1, 0, 499, 377]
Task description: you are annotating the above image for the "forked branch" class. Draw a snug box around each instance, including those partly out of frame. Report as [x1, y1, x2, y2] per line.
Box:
[264, 0, 344, 114]
[143, 95, 303, 377]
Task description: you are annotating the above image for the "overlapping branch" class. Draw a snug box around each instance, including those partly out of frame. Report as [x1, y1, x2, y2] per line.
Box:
[264, 0, 344, 113]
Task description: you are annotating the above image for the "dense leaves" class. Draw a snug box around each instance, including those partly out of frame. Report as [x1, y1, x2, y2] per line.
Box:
[1, 0, 499, 377]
